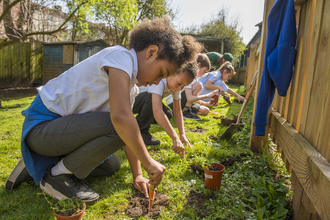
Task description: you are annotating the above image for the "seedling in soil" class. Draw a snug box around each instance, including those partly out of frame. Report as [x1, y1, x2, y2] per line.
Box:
[204, 163, 221, 171]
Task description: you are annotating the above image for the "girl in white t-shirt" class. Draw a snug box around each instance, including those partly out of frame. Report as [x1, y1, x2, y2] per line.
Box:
[167, 53, 218, 120]
[133, 62, 198, 158]
[5, 17, 202, 204]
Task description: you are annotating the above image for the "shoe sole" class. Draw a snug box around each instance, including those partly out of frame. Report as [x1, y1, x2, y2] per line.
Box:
[40, 181, 99, 204]
[5, 159, 26, 190]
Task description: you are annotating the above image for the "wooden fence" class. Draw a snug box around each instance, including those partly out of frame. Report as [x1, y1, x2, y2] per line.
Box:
[0, 39, 43, 88]
[247, 0, 330, 219]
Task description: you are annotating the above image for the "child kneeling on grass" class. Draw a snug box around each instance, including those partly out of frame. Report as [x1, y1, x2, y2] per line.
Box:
[167, 53, 219, 120]
[198, 62, 245, 105]
[5, 17, 202, 204]
[133, 62, 199, 158]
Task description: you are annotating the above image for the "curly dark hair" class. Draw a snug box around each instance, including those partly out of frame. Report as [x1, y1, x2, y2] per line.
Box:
[129, 17, 202, 67]
[176, 61, 199, 80]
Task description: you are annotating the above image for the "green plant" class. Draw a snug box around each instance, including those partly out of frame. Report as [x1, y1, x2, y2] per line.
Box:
[42, 192, 84, 217]
[245, 174, 289, 220]
[0, 85, 293, 219]
[54, 197, 84, 216]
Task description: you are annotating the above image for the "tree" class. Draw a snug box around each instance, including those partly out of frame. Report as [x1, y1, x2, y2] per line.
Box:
[0, 0, 90, 49]
[180, 6, 245, 61]
[93, 0, 176, 46]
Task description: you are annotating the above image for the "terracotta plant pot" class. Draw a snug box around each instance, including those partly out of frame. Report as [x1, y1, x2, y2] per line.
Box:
[53, 202, 86, 220]
[203, 163, 225, 191]
[210, 94, 219, 104]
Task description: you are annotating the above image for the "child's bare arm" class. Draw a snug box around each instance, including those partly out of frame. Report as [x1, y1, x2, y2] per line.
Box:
[152, 94, 179, 141]
[173, 99, 191, 148]
[185, 88, 218, 103]
[204, 80, 225, 95]
[107, 67, 165, 186]
[227, 88, 245, 102]
[124, 146, 149, 198]
[152, 94, 185, 158]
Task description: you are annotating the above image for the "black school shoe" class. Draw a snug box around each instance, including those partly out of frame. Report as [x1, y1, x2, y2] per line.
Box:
[141, 130, 161, 145]
[40, 165, 99, 204]
[5, 158, 34, 190]
[183, 109, 201, 120]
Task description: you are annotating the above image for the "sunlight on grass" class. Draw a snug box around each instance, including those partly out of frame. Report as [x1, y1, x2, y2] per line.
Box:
[0, 85, 292, 219]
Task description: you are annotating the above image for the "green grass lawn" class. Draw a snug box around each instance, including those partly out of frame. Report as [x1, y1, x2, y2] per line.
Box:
[0, 85, 293, 220]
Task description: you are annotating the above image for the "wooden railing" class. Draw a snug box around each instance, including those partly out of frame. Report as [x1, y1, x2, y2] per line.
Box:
[248, 0, 330, 219]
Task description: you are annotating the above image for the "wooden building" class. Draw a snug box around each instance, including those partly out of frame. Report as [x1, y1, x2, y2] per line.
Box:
[245, 0, 330, 219]
[42, 40, 109, 84]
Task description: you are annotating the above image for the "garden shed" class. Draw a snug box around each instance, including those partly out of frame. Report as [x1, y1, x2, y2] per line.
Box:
[245, 0, 330, 219]
[42, 39, 109, 84]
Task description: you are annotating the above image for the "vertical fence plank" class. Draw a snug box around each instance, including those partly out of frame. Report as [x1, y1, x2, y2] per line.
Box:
[298, 0, 320, 133]
[291, 1, 311, 129]
[303, 0, 330, 155]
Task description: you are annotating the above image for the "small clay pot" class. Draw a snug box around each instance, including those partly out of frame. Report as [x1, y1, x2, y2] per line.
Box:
[203, 163, 225, 191]
[210, 94, 219, 104]
[53, 202, 86, 220]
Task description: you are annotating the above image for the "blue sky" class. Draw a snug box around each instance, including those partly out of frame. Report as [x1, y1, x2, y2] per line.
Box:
[170, 0, 265, 44]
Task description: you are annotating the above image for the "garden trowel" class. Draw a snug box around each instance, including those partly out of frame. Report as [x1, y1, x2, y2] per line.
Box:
[220, 70, 258, 140]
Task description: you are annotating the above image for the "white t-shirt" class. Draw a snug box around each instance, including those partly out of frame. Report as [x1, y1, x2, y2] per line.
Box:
[37, 45, 139, 116]
[198, 70, 228, 102]
[148, 78, 181, 100]
[138, 85, 149, 93]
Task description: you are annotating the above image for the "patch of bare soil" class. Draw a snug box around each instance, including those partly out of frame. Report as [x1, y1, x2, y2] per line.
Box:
[234, 95, 245, 103]
[0, 87, 37, 99]
[213, 114, 242, 126]
[126, 193, 168, 218]
[209, 134, 221, 141]
[188, 126, 207, 133]
[184, 188, 218, 218]
[219, 153, 249, 167]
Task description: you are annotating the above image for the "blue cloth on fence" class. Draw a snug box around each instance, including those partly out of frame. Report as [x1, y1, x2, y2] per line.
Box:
[254, 0, 297, 136]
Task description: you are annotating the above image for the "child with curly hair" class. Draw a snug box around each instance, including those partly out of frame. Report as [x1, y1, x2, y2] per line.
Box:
[5, 17, 202, 204]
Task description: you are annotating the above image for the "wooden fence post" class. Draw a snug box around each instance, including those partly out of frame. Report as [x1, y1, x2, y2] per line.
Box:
[249, 0, 276, 152]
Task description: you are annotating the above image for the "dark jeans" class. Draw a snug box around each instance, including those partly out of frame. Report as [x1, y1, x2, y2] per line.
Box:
[133, 92, 173, 131]
[26, 112, 124, 179]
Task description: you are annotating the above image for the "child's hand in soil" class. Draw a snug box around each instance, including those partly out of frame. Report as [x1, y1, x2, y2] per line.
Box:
[133, 174, 150, 198]
[172, 138, 185, 159]
[180, 134, 192, 149]
[237, 95, 245, 103]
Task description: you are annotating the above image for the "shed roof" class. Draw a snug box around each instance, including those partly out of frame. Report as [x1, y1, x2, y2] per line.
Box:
[181, 34, 228, 42]
[43, 39, 110, 46]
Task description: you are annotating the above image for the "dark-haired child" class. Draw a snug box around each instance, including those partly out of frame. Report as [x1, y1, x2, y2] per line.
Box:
[133, 62, 198, 156]
[5, 17, 202, 203]
[167, 53, 218, 120]
[206, 52, 234, 71]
